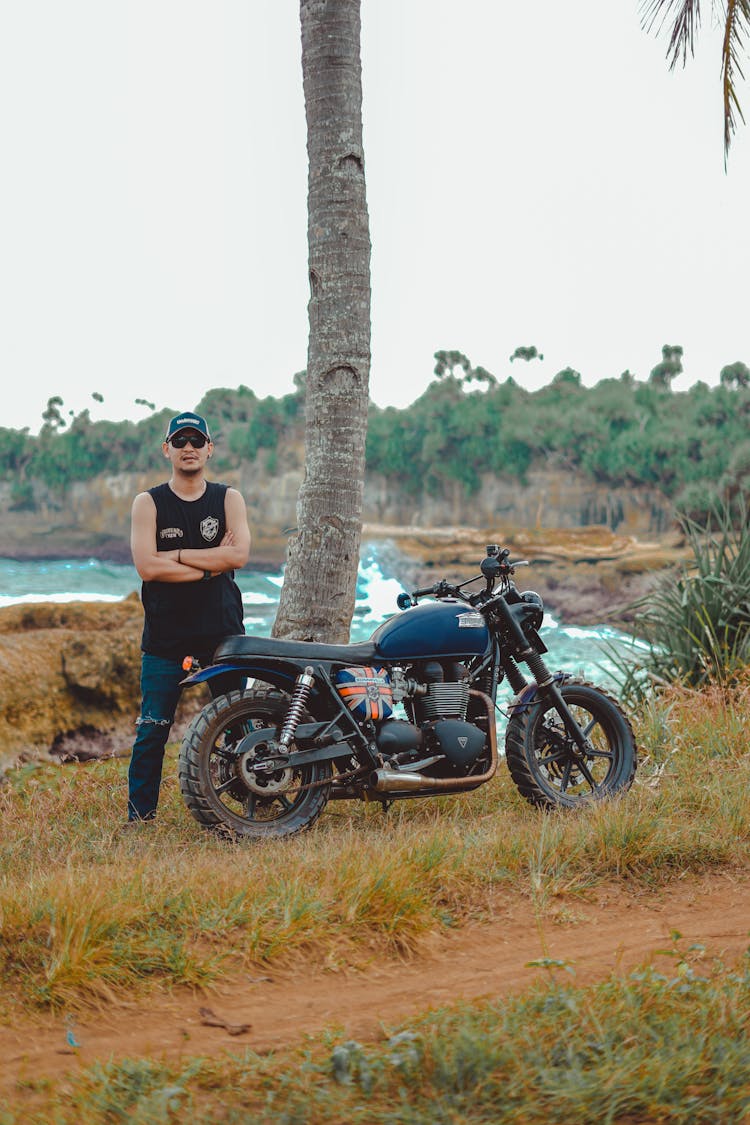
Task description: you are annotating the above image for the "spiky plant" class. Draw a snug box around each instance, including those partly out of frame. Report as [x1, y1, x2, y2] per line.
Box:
[624, 498, 750, 693]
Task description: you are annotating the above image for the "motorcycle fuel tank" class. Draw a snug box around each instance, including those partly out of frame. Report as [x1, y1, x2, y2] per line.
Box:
[371, 599, 490, 660]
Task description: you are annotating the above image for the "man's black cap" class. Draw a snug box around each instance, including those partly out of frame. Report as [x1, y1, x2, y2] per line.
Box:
[165, 412, 211, 441]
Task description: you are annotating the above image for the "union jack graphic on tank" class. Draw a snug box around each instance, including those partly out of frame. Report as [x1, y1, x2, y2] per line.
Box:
[334, 666, 394, 721]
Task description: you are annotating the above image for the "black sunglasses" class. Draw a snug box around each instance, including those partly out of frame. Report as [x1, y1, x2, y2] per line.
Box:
[170, 432, 208, 449]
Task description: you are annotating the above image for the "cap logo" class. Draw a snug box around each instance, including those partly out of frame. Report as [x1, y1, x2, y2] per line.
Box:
[165, 411, 211, 440]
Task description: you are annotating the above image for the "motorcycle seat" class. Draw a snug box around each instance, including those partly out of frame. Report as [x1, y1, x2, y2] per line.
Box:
[213, 634, 381, 665]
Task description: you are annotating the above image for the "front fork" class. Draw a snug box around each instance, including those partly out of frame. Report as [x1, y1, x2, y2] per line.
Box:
[493, 595, 592, 754]
[506, 650, 591, 754]
[539, 679, 591, 753]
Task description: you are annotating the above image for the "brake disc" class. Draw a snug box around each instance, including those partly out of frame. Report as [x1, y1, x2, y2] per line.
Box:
[539, 722, 584, 783]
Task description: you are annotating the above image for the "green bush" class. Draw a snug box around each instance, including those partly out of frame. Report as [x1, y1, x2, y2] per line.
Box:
[3, 360, 749, 510]
[625, 500, 750, 692]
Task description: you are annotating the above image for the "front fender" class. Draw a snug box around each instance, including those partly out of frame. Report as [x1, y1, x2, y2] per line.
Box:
[507, 671, 571, 715]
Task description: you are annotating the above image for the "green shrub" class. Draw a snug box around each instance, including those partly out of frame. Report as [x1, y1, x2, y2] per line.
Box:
[624, 500, 750, 692]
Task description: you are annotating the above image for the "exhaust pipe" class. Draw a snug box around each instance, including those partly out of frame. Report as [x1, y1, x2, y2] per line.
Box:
[369, 689, 498, 794]
[369, 768, 438, 792]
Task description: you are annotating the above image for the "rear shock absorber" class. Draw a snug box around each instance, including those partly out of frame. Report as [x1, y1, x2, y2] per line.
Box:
[278, 666, 315, 747]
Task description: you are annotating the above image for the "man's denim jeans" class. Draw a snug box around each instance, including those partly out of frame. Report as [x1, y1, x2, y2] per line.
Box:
[128, 652, 239, 821]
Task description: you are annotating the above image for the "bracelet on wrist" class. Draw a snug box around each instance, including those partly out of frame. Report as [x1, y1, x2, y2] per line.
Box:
[177, 549, 182, 565]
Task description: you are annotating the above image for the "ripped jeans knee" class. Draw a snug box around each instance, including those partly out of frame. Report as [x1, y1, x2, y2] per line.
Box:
[135, 714, 173, 728]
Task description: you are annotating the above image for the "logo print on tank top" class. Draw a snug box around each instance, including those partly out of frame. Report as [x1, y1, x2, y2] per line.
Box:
[201, 516, 219, 542]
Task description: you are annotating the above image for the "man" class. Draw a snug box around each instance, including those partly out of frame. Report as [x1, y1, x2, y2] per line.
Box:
[127, 411, 251, 824]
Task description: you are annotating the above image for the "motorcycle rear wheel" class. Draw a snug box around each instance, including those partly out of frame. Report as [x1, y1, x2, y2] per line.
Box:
[178, 688, 331, 838]
[504, 680, 637, 809]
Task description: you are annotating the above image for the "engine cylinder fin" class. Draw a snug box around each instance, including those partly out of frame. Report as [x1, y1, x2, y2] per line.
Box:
[418, 681, 470, 720]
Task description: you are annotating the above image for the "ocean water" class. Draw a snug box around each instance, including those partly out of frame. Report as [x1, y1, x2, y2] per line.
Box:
[0, 546, 635, 692]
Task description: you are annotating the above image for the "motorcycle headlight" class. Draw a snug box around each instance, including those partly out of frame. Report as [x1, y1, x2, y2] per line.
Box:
[520, 590, 544, 631]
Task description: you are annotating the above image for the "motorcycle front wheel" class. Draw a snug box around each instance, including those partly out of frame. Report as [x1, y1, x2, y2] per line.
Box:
[504, 680, 637, 809]
[178, 688, 331, 838]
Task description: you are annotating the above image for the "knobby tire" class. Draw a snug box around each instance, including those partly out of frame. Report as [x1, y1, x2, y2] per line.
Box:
[178, 688, 331, 839]
[504, 679, 637, 809]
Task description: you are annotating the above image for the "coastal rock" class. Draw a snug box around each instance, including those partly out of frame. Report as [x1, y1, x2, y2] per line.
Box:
[363, 469, 674, 537]
[0, 597, 204, 770]
[364, 523, 684, 627]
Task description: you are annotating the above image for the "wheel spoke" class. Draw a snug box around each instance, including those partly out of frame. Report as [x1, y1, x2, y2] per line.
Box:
[541, 707, 613, 793]
[579, 718, 614, 759]
[213, 745, 238, 761]
[585, 746, 615, 760]
[576, 756, 599, 791]
[567, 709, 614, 778]
[213, 775, 238, 796]
[539, 751, 568, 769]
[539, 741, 568, 766]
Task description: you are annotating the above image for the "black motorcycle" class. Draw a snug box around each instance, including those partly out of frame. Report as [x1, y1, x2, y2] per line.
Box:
[178, 545, 637, 837]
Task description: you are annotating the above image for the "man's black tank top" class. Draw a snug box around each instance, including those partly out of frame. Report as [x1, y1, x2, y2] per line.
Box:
[140, 481, 245, 659]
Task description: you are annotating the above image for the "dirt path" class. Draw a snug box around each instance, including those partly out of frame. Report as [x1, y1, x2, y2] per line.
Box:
[3, 871, 749, 1091]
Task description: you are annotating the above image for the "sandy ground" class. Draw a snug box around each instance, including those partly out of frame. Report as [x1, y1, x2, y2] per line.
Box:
[2, 869, 748, 1094]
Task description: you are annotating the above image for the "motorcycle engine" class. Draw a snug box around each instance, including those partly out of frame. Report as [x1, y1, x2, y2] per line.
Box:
[373, 660, 487, 775]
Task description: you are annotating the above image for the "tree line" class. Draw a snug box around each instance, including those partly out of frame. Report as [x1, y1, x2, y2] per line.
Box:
[2, 349, 748, 523]
[367, 350, 750, 519]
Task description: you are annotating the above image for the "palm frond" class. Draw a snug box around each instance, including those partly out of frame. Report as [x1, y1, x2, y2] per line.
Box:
[640, 0, 750, 159]
[722, 0, 750, 161]
[640, 0, 703, 69]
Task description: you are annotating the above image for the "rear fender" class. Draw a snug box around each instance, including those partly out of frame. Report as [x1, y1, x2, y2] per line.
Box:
[180, 660, 339, 721]
[507, 671, 571, 715]
[181, 661, 299, 694]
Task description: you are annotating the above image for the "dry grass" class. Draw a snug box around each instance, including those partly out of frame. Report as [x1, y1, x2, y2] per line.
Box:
[1, 678, 749, 1017]
[1, 681, 750, 1122]
[5, 946, 750, 1124]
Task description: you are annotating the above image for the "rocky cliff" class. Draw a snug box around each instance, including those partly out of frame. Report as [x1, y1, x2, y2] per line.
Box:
[363, 469, 674, 538]
[0, 463, 675, 568]
[0, 597, 207, 772]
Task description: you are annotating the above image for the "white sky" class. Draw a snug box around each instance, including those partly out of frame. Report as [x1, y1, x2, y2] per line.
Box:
[1, 1, 748, 434]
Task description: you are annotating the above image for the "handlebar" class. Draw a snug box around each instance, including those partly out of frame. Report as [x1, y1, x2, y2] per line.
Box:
[397, 547, 530, 610]
[397, 579, 465, 609]
[413, 582, 445, 599]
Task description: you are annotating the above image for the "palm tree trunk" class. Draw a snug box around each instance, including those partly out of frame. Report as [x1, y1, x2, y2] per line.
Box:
[273, 0, 371, 642]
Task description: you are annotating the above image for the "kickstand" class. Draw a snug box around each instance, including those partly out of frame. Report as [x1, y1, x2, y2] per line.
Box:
[379, 798, 393, 813]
